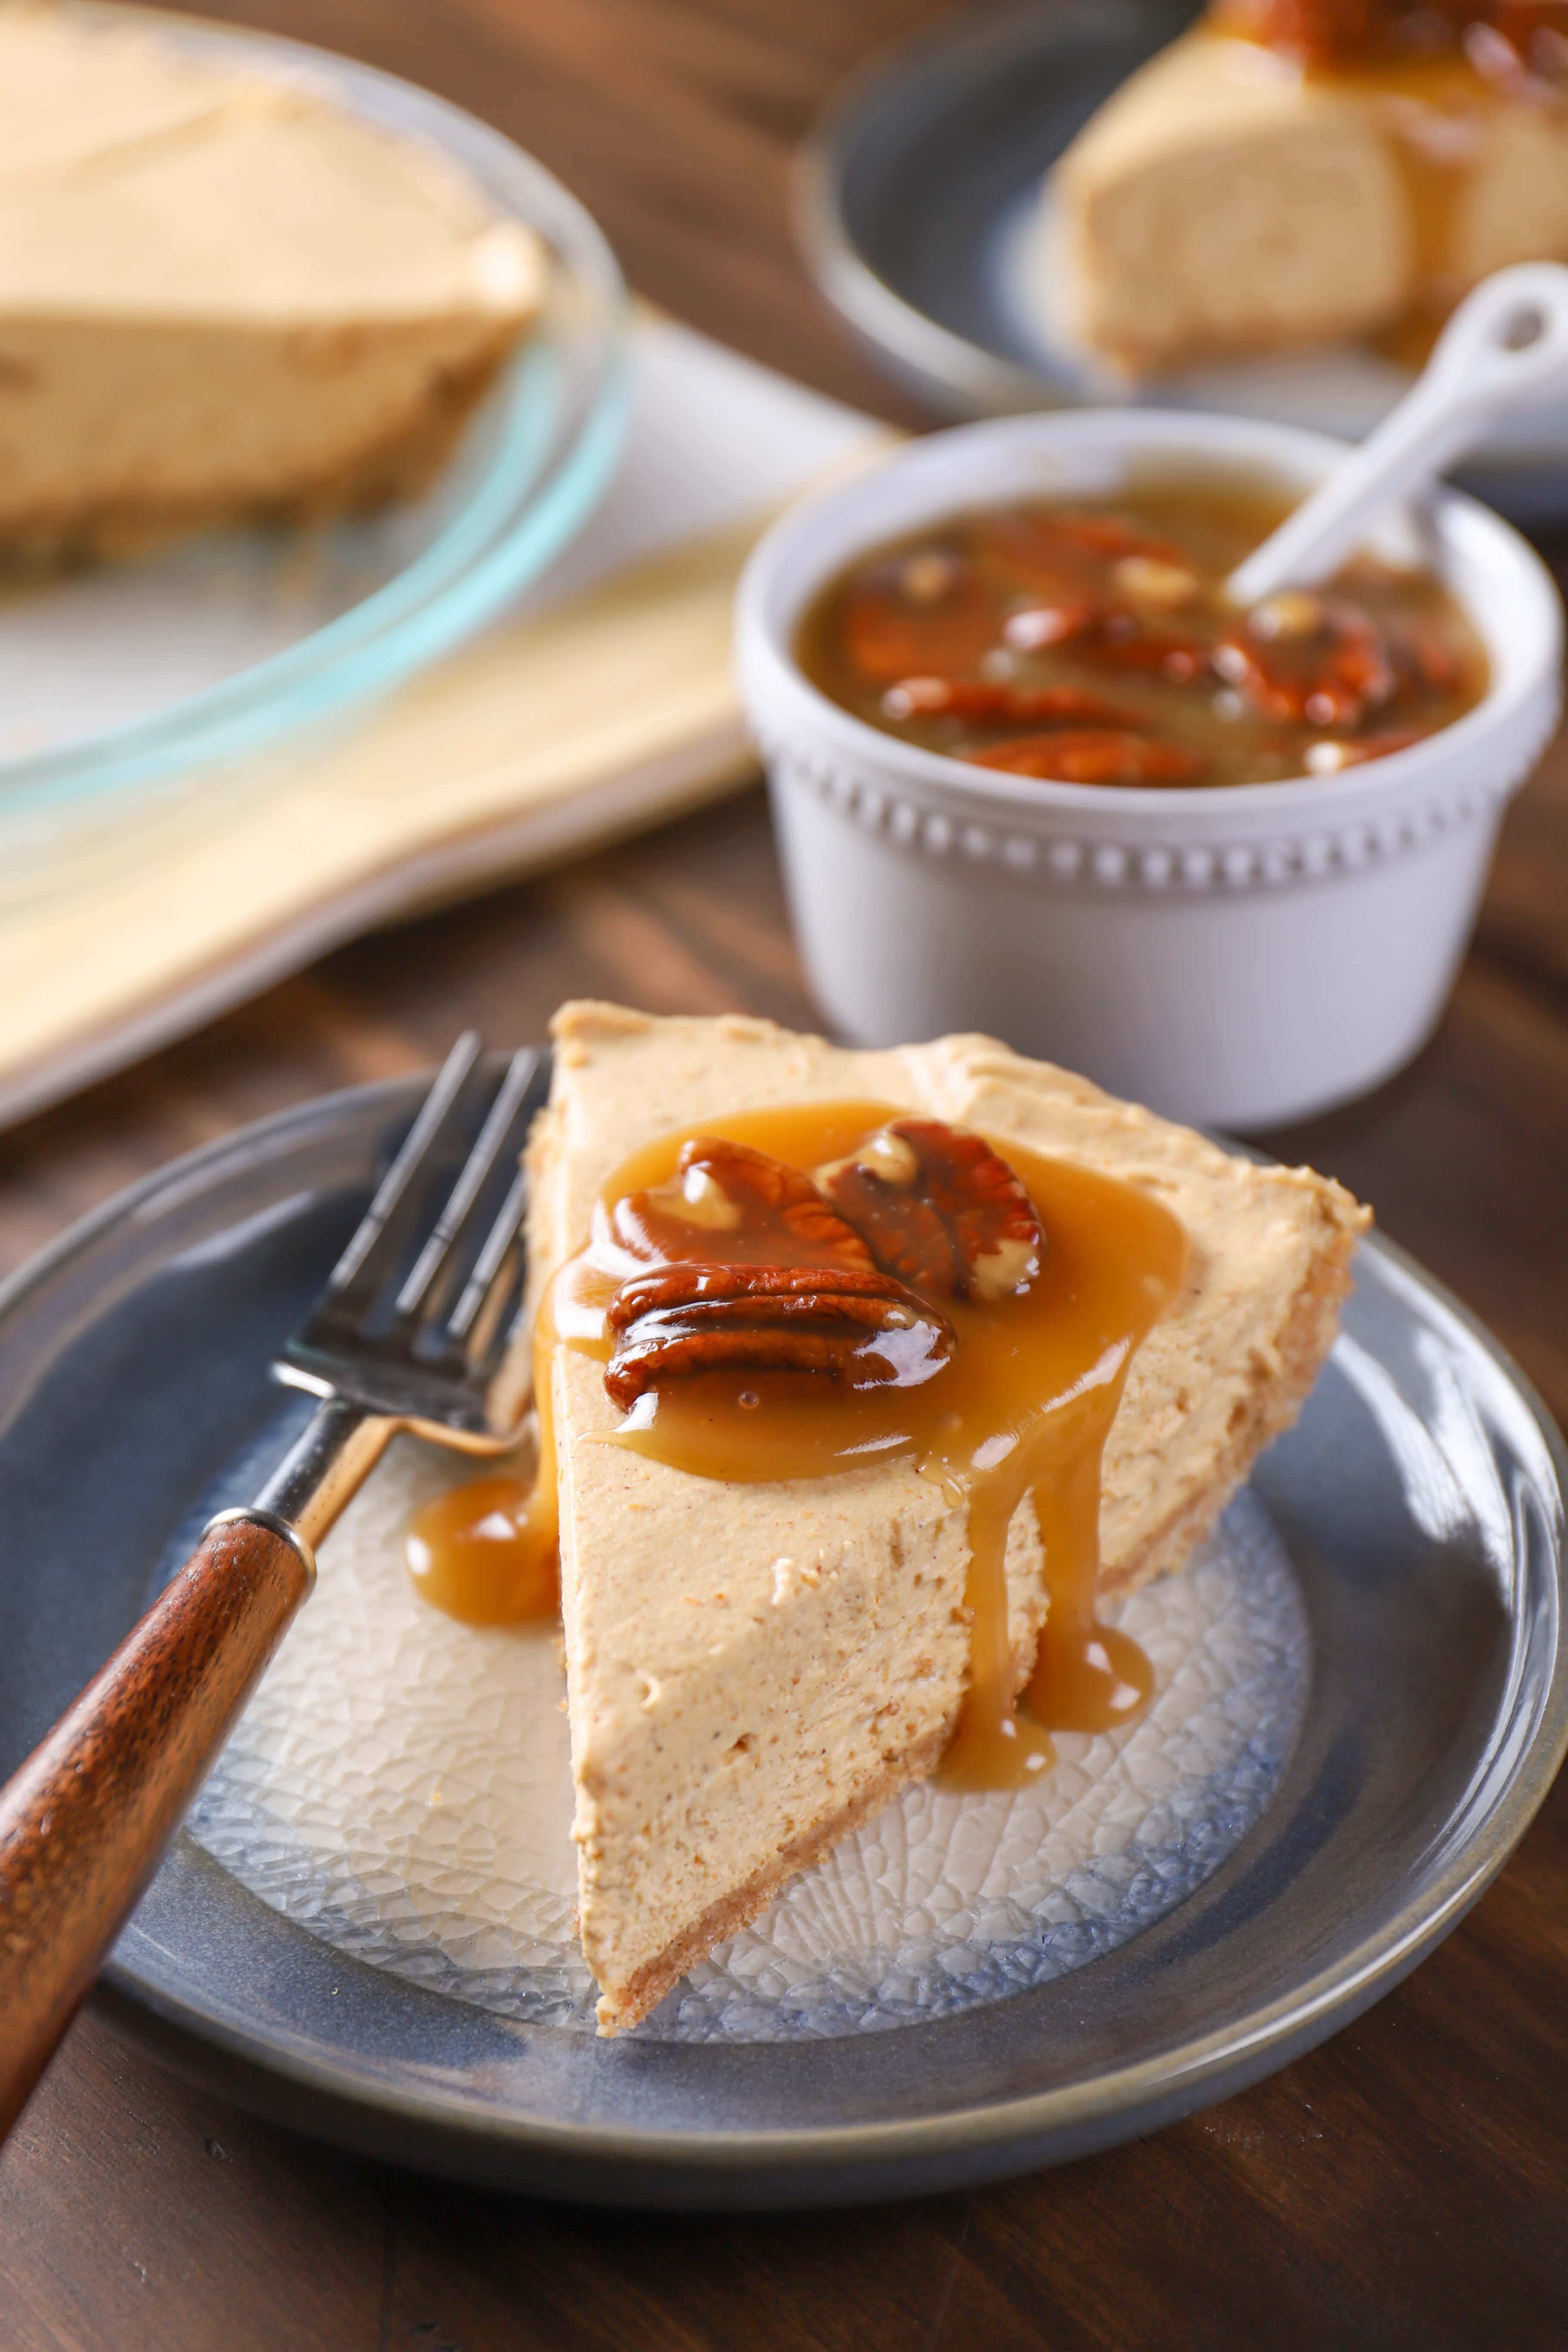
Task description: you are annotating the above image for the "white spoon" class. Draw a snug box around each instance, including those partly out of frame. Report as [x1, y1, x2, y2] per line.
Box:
[1226, 261, 1568, 609]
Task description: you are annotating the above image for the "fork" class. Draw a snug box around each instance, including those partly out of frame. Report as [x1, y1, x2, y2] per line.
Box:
[0, 1034, 552, 2139]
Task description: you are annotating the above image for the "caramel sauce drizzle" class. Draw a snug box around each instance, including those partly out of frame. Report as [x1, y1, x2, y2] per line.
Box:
[407, 1103, 1188, 1791]
[405, 1302, 560, 1624]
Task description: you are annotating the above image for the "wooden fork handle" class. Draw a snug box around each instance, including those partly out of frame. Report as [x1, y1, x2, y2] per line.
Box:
[0, 1513, 312, 2139]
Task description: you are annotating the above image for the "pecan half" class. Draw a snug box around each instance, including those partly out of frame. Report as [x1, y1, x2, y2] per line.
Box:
[1214, 597, 1397, 729]
[978, 514, 1208, 675]
[841, 558, 998, 684]
[880, 677, 1139, 728]
[818, 1119, 1043, 1303]
[608, 1137, 875, 1273]
[604, 1262, 954, 1407]
[1003, 604, 1208, 681]
[963, 730, 1206, 785]
[977, 508, 1189, 595]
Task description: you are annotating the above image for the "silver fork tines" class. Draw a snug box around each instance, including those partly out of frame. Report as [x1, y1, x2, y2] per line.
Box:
[395, 1046, 544, 1329]
[319, 1030, 486, 1317]
[276, 1036, 552, 1434]
[0, 1030, 555, 2137]
[448, 1163, 530, 1345]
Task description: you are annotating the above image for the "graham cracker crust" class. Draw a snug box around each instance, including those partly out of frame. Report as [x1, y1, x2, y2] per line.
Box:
[0, 346, 508, 566]
[593, 1722, 953, 2036]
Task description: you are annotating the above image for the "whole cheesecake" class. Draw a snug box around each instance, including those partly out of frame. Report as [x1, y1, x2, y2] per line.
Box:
[1052, 2, 1568, 376]
[526, 1002, 1370, 2034]
[0, 7, 545, 559]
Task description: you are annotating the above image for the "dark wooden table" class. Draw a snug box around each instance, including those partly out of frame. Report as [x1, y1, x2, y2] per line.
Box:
[3, 4, 1566, 2346]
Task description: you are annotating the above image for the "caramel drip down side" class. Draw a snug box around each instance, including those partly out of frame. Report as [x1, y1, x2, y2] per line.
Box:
[937, 1369, 1154, 1789]
[406, 1103, 1188, 1790]
[404, 1297, 560, 1623]
[580, 1105, 1185, 1789]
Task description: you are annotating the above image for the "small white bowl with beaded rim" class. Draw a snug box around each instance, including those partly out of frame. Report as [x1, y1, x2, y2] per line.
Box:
[735, 409, 1561, 1130]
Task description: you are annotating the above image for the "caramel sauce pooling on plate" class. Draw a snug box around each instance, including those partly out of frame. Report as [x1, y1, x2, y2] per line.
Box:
[405, 1310, 560, 1624]
[408, 1103, 1188, 1790]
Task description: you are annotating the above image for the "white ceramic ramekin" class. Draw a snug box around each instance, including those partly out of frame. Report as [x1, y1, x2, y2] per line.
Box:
[735, 412, 1562, 1128]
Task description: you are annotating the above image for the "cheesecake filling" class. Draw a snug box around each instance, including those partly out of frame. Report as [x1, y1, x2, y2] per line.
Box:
[410, 1102, 1189, 1789]
[1056, 4, 1568, 377]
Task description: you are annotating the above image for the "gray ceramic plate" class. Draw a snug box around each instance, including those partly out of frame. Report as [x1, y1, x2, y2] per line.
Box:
[798, 0, 1568, 519]
[0, 1064, 1563, 2209]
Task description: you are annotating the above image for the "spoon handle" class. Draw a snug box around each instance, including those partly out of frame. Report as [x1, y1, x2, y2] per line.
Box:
[1228, 262, 1568, 608]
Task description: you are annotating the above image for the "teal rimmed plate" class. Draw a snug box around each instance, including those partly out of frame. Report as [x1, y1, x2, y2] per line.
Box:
[0, 6, 628, 897]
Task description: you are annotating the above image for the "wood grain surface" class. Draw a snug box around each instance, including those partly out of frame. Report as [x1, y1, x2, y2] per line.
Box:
[1, 2, 1566, 2346]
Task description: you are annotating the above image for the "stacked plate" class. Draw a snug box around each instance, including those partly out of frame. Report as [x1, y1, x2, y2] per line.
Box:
[797, 0, 1568, 514]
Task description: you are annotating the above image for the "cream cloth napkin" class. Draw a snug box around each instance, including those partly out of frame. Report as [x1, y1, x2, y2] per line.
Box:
[0, 316, 891, 1127]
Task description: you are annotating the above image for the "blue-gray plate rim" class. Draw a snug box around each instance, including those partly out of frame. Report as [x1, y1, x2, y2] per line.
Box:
[0, 1060, 1562, 2209]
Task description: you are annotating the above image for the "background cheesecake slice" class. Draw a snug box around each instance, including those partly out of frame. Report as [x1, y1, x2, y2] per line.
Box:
[528, 1002, 1370, 2034]
[0, 9, 545, 559]
[1052, 24, 1568, 377]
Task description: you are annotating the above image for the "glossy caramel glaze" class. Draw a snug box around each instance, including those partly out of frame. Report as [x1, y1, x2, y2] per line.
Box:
[408, 1104, 1187, 1783]
[535, 1103, 1188, 1789]
[403, 1310, 559, 1624]
[406, 1474, 559, 1623]
[1212, 2, 1562, 76]
[796, 481, 1488, 791]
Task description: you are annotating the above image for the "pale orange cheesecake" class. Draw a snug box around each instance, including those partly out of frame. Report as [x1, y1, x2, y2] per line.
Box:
[0, 7, 545, 559]
[484, 1004, 1370, 2034]
[1051, 3, 1568, 377]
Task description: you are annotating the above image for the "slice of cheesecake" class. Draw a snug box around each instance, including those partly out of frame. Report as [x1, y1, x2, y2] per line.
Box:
[1051, 25, 1568, 377]
[0, 9, 544, 559]
[527, 1001, 1370, 2032]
